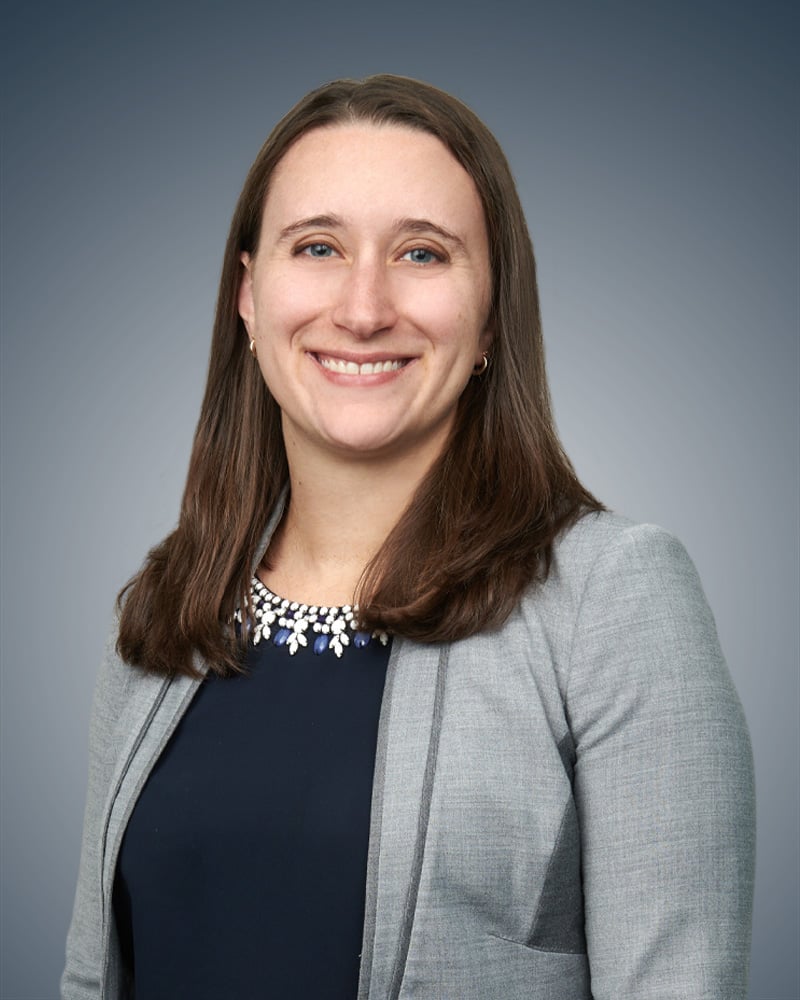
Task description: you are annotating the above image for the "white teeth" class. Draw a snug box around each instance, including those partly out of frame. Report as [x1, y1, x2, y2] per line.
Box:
[318, 356, 407, 375]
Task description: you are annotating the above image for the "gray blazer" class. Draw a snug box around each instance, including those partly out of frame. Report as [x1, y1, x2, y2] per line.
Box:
[62, 509, 755, 998]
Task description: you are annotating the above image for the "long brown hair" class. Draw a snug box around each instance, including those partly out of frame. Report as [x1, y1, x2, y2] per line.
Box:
[118, 75, 602, 676]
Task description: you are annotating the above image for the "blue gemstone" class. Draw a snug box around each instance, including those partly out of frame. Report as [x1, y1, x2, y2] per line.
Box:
[313, 634, 330, 655]
[353, 631, 371, 649]
[273, 627, 291, 647]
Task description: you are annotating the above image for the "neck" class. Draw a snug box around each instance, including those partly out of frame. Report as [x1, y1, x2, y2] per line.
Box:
[260, 434, 444, 607]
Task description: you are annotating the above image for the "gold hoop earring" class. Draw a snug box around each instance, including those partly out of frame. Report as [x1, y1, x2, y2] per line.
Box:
[249, 338, 257, 358]
[472, 352, 489, 376]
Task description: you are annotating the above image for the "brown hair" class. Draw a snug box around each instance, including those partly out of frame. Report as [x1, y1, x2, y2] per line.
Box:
[118, 74, 602, 676]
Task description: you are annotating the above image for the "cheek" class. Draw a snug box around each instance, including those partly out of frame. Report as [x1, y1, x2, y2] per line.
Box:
[403, 285, 485, 348]
[255, 274, 321, 338]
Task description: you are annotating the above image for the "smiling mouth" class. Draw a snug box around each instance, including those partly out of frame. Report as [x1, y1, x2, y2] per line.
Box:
[315, 354, 410, 375]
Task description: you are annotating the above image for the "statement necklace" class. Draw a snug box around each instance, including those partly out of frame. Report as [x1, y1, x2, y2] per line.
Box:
[236, 575, 390, 658]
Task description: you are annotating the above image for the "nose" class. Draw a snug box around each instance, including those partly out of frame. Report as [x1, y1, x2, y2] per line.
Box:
[331, 257, 398, 339]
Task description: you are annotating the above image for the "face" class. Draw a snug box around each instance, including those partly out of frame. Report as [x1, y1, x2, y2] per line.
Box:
[238, 123, 492, 467]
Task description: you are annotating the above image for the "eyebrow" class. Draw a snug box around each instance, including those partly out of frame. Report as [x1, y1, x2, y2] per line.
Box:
[394, 217, 467, 254]
[277, 214, 468, 253]
[278, 215, 342, 241]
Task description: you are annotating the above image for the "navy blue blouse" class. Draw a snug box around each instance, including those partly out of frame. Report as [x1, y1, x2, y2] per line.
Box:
[114, 591, 390, 999]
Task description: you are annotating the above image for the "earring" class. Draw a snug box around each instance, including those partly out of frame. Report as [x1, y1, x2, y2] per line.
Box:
[249, 338, 257, 358]
[472, 352, 489, 376]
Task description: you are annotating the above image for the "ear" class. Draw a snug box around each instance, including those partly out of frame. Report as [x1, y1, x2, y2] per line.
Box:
[478, 323, 494, 358]
[238, 252, 254, 334]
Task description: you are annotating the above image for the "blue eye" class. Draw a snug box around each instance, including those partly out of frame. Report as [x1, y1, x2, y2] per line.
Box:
[403, 247, 440, 264]
[300, 243, 335, 258]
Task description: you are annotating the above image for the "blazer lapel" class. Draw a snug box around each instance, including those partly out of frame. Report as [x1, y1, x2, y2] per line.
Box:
[358, 639, 449, 1000]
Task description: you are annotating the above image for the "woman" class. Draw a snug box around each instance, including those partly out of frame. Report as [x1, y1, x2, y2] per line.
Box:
[62, 75, 755, 998]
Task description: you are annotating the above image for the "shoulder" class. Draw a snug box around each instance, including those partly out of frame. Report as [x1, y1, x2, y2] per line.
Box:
[512, 510, 736, 712]
[551, 509, 697, 591]
[92, 609, 149, 713]
[540, 511, 748, 749]
[87, 609, 175, 762]
[521, 509, 705, 629]
[554, 510, 712, 633]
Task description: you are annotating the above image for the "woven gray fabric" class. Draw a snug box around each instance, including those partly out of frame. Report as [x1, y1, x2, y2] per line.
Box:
[62, 510, 755, 999]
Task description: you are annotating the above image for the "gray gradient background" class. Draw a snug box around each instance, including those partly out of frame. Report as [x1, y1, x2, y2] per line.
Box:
[1, 2, 797, 997]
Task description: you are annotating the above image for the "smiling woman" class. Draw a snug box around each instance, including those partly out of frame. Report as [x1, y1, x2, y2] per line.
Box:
[62, 76, 755, 1000]
[238, 125, 492, 490]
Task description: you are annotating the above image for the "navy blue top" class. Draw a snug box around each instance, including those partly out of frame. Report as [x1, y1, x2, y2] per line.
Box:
[114, 617, 390, 999]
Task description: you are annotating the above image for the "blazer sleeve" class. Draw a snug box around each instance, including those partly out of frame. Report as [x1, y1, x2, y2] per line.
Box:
[564, 524, 755, 998]
[61, 615, 127, 1000]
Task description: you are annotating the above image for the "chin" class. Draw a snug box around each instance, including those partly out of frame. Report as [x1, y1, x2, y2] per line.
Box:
[324, 433, 404, 458]
[313, 415, 408, 455]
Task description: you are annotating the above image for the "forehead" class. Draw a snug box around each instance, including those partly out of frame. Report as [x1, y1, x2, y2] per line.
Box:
[262, 123, 486, 234]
